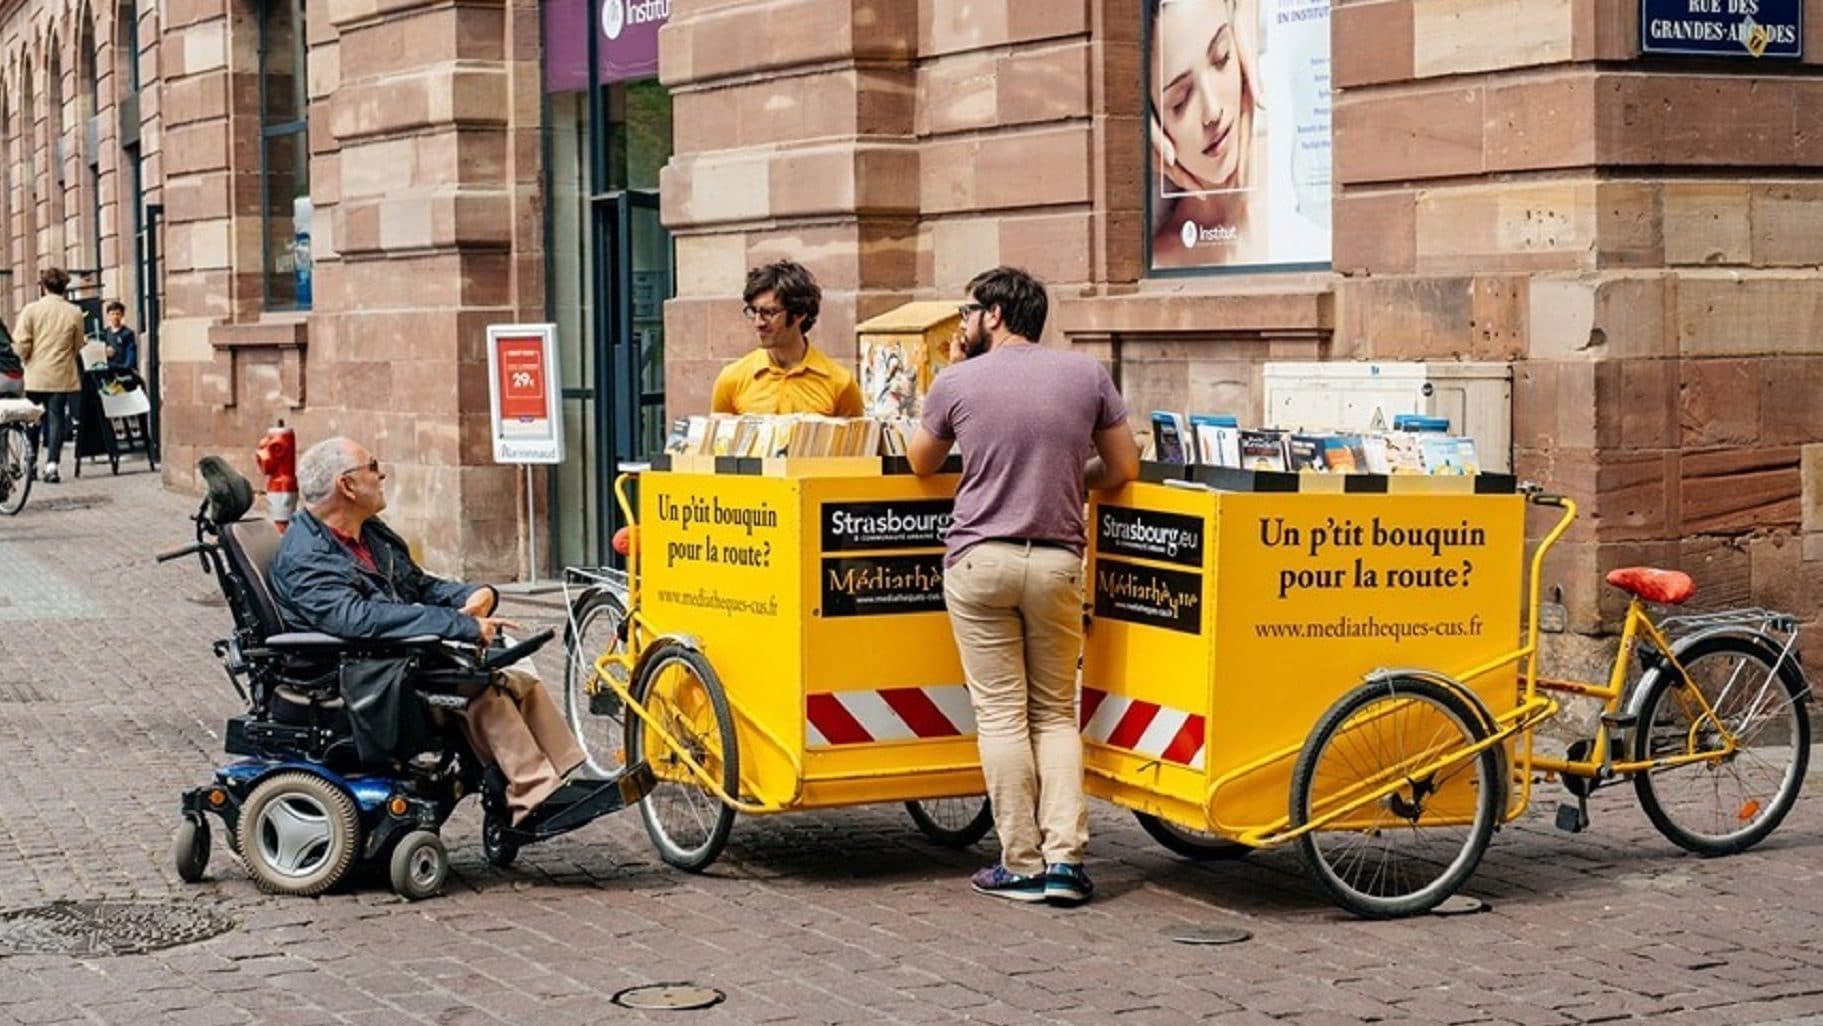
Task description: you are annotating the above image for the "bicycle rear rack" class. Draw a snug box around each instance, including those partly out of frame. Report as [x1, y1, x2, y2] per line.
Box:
[1657, 607, 1799, 638]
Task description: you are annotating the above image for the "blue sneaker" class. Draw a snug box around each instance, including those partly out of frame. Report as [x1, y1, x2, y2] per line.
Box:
[970, 865, 1047, 902]
[1044, 863, 1093, 906]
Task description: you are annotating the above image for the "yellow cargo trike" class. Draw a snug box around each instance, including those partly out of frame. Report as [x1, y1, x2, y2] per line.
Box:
[562, 458, 991, 871]
[1083, 469, 1811, 918]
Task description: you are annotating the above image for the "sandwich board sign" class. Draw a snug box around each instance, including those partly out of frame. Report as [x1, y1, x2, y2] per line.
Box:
[486, 323, 564, 464]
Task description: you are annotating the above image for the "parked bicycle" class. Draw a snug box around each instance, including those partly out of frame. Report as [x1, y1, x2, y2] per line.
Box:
[0, 397, 40, 515]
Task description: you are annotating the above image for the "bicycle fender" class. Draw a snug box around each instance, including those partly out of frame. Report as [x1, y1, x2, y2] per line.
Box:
[1623, 628, 1812, 723]
[1362, 667, 1498, 737]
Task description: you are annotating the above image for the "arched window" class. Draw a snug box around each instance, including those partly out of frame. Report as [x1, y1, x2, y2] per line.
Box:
[259, 0, 309, 310]
[47, 44, 66, 265]
[21, 60, 37, 282]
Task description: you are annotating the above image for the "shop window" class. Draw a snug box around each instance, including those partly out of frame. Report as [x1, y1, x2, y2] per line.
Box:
[258, 0, 310, 311]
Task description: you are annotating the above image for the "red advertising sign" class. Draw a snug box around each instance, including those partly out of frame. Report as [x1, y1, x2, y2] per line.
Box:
[496, 337, 549, 421]
[486, 323, 564, 463]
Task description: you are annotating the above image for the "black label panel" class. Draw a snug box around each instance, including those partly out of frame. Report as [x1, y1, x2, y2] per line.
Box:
[1092, 558, 1203, 634]
[1096, 505, 1205, 569]
[820, 500, 954, 552]
[821, 554, 947, 617]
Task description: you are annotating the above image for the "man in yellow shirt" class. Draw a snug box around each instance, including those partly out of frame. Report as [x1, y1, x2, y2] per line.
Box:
[711, 260, 863, 417]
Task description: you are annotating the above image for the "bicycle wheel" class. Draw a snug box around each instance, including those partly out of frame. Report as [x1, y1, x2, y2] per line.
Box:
[1291, 677, 1501, 919]
[906, 796, 993, 847]
[0, 425, 33, 515]
[625, 644, 739, 872]
[563, 588, 628, 774]
[1632, 633, 1811, 856]
[1134, 812, 1252, 861]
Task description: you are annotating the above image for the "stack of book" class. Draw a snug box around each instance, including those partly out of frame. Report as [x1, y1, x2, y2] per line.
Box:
[1150, 411, 1481, 476]
[666, 414, 915, 459]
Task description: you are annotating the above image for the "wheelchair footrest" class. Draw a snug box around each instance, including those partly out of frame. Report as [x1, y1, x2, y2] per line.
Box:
[512, 762, 656, 839]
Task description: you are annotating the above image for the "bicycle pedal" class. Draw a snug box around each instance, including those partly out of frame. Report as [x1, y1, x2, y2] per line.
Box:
[1554, 802, 1588, 834]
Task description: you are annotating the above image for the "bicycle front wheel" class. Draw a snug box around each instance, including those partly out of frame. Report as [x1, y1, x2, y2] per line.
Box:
[625, 644, 739, 872]
[1633, 633, 1811, 856]
[1291, 676, 1501, 919]
[0, 425, 33, 515]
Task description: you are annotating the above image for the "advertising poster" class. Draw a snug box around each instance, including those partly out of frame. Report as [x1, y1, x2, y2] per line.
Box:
[1144, 0, 1332, 273]
[485, 323, 565, 464]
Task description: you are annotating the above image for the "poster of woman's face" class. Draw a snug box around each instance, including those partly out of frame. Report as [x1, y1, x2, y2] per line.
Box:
[1145, 0, 1333, 274]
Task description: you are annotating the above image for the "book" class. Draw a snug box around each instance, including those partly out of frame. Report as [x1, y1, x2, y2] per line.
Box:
[1359, 435, 1391, 474]
[1383, 432, 1426, 473]
[1151, 411, 1193, 464]
[1190, 415, 1241, 467]
[1238, 429, 1288, 471]
[1287, 433, 1327, 471]
[1321, 436, 1359, 473]
[1420, 435, 1480, 476]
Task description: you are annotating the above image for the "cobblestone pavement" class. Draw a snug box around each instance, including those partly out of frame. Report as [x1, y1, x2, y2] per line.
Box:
[3, 471, 1823, 1026]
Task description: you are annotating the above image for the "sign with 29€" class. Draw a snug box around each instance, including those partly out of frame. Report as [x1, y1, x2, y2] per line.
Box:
[485, 323, 565, 464]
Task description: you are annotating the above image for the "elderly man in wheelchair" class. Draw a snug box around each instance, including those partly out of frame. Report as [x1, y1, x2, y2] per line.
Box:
[165, 440, 652, 900]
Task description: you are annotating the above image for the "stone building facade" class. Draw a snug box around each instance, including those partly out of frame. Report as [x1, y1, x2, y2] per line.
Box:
[7, 0, 1821, 657]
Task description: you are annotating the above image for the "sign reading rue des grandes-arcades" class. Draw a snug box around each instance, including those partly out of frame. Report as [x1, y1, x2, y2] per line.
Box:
[1642, 0, 1801, 59]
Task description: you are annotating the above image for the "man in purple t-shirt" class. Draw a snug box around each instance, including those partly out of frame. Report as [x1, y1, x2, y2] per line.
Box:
[908, 266, 1139, 906]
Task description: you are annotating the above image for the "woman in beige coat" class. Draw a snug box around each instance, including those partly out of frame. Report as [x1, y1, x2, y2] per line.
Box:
[14, 268, 86, 483]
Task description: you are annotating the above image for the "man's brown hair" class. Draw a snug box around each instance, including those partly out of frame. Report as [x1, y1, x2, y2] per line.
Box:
[743, 260, 821, 334]
[39, 268, 69, 295]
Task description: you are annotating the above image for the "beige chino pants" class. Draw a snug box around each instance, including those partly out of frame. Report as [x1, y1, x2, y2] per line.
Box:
[943, 541, 1088, 876]
[460, 665, 588, 824]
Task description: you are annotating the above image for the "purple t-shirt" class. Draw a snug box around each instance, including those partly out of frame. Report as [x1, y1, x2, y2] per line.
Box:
[921, 344, 1128, 565]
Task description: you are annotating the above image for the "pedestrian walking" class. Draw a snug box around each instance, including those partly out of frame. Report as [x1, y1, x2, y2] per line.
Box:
[907, 266, 1140, 905]
[14, 268, 86, 483]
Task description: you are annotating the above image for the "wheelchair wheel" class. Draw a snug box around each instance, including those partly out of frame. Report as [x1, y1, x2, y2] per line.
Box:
[906, 797, 993, 847]
[389, 830, 449, 901]
[173, 815, 211, 883]
[563, 588, 628, 775]
[626, 644, 738, 872]
[480, 808, 519, 869]
[237, 771, 361, 897]
[1134, 812, 1252, 861]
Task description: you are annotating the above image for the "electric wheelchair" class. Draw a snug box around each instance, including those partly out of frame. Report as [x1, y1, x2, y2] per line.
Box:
[163, 457, 653, 900]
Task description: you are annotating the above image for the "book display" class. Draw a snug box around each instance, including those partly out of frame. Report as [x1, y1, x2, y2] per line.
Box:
[1146, 411, 1484, 478]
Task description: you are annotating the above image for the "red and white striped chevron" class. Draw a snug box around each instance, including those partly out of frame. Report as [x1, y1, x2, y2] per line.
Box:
[806, 686, 977, 747]
[1079, 686, 1206, 769]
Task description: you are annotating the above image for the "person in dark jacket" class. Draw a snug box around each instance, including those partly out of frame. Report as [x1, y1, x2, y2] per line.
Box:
[270, 436, 598, 824]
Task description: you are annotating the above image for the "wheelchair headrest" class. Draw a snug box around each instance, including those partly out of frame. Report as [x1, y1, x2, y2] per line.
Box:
[198, 456, 254, 526]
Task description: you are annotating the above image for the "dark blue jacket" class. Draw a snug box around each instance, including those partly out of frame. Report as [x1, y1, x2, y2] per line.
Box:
[270, 508, 483, 643]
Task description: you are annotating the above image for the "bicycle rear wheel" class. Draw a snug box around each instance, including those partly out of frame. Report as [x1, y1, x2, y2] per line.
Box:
[1291, 676, 1501, 919]
[562, 588, 628, 775]
[0, 425, 33, 515]
[1633, 633, 1811, 856]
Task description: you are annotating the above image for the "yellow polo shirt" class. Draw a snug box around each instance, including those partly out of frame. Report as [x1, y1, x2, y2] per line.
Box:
[710, 345, 865, 417]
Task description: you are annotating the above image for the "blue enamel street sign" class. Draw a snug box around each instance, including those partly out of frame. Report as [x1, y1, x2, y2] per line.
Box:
[1642, 0, 1802, 58]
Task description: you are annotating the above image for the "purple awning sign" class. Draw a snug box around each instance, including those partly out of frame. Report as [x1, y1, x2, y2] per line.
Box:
[544, 0, 669, 93]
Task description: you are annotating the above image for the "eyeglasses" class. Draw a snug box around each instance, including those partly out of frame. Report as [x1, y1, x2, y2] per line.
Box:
[957, 302, 985, 319]
[742, 305, 787, 322]
[340, 459, 381, 479]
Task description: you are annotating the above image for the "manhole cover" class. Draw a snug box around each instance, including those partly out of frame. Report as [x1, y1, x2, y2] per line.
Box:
[1162, 923, 1253, 946]
[1431, 895, 1489, 917]
[31, 496, 109, 513]
[0, 900, 237, 956]
[611, 984, 726, 1011]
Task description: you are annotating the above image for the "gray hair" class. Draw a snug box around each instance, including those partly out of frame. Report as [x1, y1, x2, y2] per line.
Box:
[297, 436, 360, 504]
